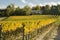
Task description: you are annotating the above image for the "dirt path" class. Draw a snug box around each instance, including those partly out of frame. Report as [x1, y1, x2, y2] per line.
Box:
[36, 24, 60, 40]
[54, 25, 60, 40]
[0, 17, 7, 21]
[36, 25, 54, 40]
[48, 25, 60, 40]
[47, 25, 58, 40]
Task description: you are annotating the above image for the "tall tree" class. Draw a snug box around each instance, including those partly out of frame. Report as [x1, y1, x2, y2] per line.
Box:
[35, 5, 41, 10]
[23, 5, 32, 15]
[44, 5, 51, 14]
[50, 5, 58, 15]
[14, 7, 21, 15]
[6, 4, 15, 16]
[57, 4, 60, 15]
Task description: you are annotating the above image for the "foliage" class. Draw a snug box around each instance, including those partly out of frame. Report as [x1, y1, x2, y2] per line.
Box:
[22, 5, 32, 15]
[0, 15, 57, 35]
[0, 4, 60, 17]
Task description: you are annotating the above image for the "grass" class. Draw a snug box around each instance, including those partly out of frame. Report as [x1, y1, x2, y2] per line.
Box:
[3, 15, 56, 21]
[55, 16, 60, 25]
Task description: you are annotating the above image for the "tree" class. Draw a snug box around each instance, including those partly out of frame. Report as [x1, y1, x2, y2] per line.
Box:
[57, 4, 60, 15]
[41, 5, 51, 14]
[50, 5, 58, 15]
[6, 4, 15, 16]
[23, 5, 32, 15]
[14, 7, 21, 15]
[44, 5, 51, 14]
[41, 6, 45, 14]
[35, 5, 41, 10]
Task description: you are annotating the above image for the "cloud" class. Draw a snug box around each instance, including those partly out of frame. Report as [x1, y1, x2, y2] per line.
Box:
[21, 0, 26, 3]
[57, 2, 60, 4]
[0, 5, 19, 9]
[42, 2, 60, 6]
[28, 3, 43, 7]
[15, 5, 18, 8]
[21, 0, 36, 7]
[0, 6, 6, 9]
[21, 0, 60, 7]
[28, 3, 36, 7]
[44, 2, 57, 6]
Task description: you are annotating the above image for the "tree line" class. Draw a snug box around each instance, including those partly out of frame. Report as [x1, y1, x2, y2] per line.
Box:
[0, 4, 60, 17]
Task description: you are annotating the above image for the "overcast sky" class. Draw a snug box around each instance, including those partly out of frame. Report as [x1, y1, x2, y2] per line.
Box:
[0, 0, 60, 9]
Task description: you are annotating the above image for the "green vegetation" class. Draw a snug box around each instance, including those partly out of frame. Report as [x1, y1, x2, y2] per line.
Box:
[3, 15, 56, 21]
[0, 15, 57, 40]
[0, 15, 57, 33]
[0, 4, 60, 17]
[56, 16, 60, 24]
[0, 4, 60, 40]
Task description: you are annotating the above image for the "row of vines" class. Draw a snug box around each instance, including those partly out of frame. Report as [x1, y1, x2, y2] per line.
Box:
[0, 18, 57, 40]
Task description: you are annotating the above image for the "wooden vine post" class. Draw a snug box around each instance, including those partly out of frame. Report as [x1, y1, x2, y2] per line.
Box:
[22, 23, 25, 40]
[0, 25, 2, 40]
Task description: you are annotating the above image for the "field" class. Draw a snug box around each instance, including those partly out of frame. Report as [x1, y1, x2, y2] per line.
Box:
[0, 15, 59, 40]
[2, 15, 56, 21]
[0, 15, 57, 35]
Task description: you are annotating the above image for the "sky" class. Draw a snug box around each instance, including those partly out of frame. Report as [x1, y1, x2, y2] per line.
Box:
[0, 0, 60, 9]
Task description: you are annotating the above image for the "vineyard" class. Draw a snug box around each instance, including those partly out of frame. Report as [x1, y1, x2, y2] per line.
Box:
[0, 15, 58, 40]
